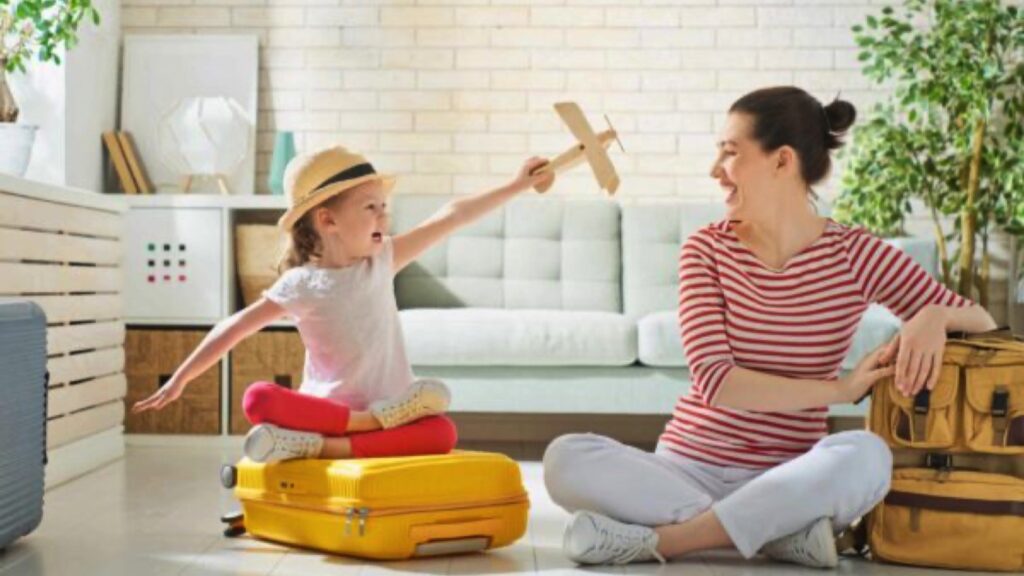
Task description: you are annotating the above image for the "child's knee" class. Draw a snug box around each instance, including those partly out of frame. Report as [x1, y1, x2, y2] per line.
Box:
[427, 415, 458, 452]
[242, 382, 279, 423]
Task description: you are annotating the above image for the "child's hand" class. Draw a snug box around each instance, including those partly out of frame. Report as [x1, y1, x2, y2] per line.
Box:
[132, 376, 187, 413]
[513, 157, 554, 192]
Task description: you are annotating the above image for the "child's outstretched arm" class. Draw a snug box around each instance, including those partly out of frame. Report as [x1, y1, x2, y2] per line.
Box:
[131, 297, 286, 413]
[392, 157, 554, 273]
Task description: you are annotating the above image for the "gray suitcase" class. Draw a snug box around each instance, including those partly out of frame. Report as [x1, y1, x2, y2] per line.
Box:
[0, 300, 47, 549]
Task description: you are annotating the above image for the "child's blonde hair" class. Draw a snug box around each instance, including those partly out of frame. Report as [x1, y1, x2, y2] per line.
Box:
[276, 194, 344, 273]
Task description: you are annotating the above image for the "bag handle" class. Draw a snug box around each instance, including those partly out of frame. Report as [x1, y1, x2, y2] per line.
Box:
[946, 326, 1017, 341]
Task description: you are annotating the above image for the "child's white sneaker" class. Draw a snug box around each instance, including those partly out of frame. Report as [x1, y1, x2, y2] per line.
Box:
[370, 379, 451, 429]
[244, 424, 323, 463]
[563, 510, 666, 565]
[760, 516, 838, 569]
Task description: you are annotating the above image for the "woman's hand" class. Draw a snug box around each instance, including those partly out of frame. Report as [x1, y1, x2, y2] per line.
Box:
[837, 343, 896, 403]
[132, 376, 187, 413]
[879, 305, 948, 397]
[511, 156, 554, 192]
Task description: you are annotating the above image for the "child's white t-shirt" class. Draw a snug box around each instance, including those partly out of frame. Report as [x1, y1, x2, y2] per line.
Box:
[262, 236, 414, 410]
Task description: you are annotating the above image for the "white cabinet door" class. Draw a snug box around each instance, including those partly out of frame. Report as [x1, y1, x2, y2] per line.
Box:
[125, 208, 223, 322]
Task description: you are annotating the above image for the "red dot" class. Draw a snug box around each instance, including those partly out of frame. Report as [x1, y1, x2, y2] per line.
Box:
[163, 275, 171, 281]
[147, 275, 155, 283]
[179, 275, 187, 282]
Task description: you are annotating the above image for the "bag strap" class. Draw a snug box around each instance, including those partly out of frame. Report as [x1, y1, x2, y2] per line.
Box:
[890, 449, 1024, 478]
[885, 491, 1024, 517]
[946, 326, 1017, 341]
[911, 389, 929, 442]
[992, 386, 1011, 447]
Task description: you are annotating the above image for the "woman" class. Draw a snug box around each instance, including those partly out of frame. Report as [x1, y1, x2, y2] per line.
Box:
[542, 86, 997, 568]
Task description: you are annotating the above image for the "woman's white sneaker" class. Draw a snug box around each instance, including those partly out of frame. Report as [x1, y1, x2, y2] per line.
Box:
[370, 380, 451, 429]
[760, 516, 839, 569]
[563, 510, 666, 565]
[244, 424, 323, 463]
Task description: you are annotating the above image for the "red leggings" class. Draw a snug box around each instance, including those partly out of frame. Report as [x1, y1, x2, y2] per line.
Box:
[242, 382, 457, 458]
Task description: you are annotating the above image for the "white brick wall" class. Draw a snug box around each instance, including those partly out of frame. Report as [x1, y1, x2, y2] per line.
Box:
[122, 0, 896, 200]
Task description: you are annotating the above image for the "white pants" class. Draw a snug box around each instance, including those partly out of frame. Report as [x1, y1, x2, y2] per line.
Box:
[542, 430, 892, 558]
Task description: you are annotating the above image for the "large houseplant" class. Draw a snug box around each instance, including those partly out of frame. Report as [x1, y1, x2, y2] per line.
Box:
[833, 0, 1024, 308]
[1, 0, 99, 176]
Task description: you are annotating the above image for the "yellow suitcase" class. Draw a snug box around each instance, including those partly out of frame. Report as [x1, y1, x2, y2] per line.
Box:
[220, 451, 530, 560]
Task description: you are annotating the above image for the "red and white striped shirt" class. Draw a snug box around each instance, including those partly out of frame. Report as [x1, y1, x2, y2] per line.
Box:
[662, 218, 971, 469]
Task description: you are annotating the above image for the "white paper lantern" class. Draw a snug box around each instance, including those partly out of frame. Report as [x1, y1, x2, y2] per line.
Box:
[158, 96, 252, 192]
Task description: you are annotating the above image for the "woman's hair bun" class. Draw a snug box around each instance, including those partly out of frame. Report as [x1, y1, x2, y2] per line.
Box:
[823, 98, 856, 136]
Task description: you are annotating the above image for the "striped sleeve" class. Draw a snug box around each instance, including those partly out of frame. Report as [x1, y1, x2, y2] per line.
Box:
[678, 231, 736, 406]
[847, 229, 973, 321]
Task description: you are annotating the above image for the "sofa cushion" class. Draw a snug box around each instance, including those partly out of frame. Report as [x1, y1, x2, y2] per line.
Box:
[391, 196, 622, 313]
[637, 311, 684, 367]
[841, 304, 902, 371]
[636, 304, 901, 370]
[621, 203, 726, 318]
[401, 308, 637, 367]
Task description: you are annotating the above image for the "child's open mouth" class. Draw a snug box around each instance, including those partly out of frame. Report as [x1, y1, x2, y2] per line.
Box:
[372, 232, 383, 243]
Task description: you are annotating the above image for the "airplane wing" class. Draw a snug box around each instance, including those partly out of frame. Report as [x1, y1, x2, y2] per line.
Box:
[555, 102, 619, 195]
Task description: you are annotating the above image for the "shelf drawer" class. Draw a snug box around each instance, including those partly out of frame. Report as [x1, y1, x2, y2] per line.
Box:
[124, 329, 220, 434]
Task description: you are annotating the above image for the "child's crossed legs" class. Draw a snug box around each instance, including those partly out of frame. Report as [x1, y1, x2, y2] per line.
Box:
[242, 380, 456, 461]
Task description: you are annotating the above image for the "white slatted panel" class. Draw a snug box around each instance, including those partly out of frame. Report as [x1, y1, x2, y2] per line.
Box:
[0, 185, 126, 454]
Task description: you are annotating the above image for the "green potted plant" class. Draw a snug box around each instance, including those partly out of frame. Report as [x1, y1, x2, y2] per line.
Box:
[834, 0, 1024, 308]
[1, 0, 99, 177]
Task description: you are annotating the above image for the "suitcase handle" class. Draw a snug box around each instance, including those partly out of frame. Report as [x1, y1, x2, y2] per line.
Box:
[409, 517, 502, 543]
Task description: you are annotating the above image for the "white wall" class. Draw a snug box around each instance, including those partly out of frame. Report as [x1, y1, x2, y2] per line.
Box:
[66, 0, 122, 192]
[120, 1, 894, 200]
[12, 0, 121, 191]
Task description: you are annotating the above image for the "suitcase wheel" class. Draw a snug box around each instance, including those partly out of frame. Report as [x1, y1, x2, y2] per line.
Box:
[220, 464, 237, 489]
[220, 511, 244, 525]
[223, 524, 246, 538]
[221, 511, 245, 538]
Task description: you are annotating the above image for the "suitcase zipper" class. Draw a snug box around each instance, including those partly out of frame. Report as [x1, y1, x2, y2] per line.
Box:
[331, 495, 526, 538]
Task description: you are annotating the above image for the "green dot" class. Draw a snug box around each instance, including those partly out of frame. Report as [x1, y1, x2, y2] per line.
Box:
[147, 243, 155, 251]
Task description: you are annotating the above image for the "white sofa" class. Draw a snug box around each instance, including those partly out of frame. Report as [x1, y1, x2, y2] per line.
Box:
[391, 196, 934, 419]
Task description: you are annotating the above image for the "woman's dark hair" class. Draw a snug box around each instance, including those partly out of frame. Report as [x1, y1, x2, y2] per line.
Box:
[729, 86, 856, 186]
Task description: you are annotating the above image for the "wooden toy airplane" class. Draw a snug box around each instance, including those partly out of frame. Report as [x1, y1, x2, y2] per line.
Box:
[531, 102, 625, 196]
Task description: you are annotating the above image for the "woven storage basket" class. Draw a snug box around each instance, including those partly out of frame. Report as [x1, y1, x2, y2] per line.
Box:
[230, 328, 305, 434]
[235, 224, 282, 307]
[125, 329, 221, 434]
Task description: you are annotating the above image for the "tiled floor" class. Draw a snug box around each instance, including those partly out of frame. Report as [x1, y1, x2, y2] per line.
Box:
[0, 439, 977, 576]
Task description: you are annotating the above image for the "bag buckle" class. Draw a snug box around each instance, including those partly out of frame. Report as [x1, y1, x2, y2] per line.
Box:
[924, 453, 953, 471]
[913, 389, 931, 415]
[992, 387, 1009, 418]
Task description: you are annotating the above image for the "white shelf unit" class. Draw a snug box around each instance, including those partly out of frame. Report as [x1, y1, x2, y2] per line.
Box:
[124, 194, 291, 434]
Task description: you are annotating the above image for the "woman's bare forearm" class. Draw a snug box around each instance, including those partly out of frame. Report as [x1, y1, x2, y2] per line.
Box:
[933, 304, 997, 333]
[711, 366, 843, 412]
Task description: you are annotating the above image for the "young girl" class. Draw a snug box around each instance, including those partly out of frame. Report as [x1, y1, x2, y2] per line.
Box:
[133, 145, 553, 463]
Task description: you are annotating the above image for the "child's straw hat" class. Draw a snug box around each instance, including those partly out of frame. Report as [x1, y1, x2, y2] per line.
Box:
[278, 146, 396, 231]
